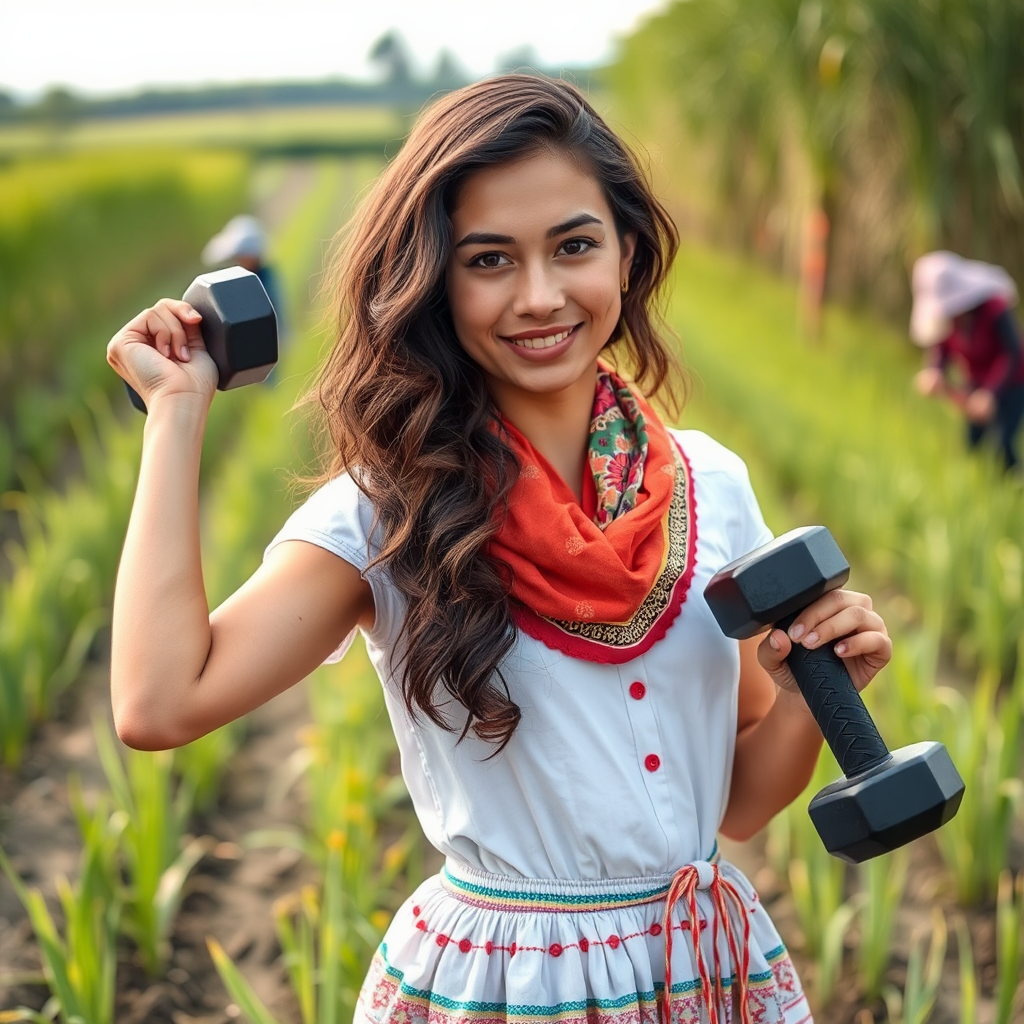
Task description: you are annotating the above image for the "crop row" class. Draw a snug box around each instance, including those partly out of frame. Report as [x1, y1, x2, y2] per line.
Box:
[670, 244, 1024, 1010]
[669, 243, 1024, 677]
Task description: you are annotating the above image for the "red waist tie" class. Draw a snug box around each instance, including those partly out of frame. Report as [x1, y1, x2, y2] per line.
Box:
[662, 860, 753, 1024]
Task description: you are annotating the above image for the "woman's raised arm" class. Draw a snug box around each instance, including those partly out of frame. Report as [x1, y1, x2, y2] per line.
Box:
[106, 302, 374, 751]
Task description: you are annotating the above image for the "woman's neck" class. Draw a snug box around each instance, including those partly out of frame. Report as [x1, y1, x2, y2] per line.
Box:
[490, 366, 598, 503]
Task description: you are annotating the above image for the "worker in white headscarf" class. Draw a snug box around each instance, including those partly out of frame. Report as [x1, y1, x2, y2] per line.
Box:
[203, 215, 286, 345]
[911, 251, 1024, 471]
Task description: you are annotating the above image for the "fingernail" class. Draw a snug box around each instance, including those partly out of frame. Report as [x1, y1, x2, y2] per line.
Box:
[181, 346, 190, 361]
[768, 633, 780, 651]
[835, 642, 848, 655]
[804, 631, 819, 648]
[788, 623, 804, 641]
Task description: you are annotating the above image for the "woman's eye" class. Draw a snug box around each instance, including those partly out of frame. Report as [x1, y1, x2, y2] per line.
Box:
[470, 252, 510, 269]
[559, 237, 597, 256]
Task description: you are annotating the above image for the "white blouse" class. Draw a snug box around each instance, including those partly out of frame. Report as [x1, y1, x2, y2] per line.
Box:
[264, 429, 773, 882]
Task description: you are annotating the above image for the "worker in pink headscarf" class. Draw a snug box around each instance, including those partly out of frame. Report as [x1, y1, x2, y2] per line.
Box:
[911, 251, 1024, 472]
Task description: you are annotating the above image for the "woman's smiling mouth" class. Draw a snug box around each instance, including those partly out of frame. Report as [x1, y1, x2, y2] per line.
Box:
[502, 324, 581, 350]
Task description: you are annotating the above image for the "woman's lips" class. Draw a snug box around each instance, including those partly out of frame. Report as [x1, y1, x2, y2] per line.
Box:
[501, 323, 581, 359]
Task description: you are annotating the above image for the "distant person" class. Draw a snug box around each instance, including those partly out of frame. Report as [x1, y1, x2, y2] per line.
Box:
[911, 251, 1024, 472]
[202, 214, 286, 346]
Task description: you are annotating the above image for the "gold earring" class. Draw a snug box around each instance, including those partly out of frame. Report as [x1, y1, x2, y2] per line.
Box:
[621, 278, 629, 294]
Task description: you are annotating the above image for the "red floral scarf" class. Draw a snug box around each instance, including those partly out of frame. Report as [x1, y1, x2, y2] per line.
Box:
[489, 367, 697, 663]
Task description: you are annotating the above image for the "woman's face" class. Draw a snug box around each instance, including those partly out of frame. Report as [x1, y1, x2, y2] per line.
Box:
[445, 149, 636, 410]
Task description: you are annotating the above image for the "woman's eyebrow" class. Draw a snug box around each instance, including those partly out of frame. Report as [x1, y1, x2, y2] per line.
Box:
[546, 213, 603, 238]
[454, 213, 604, 250]
[455, 231, 515, 249]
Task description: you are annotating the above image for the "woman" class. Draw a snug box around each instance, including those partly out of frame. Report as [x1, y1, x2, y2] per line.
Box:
[106, 75, 893, 1023]
[911, 250, 1024, 471]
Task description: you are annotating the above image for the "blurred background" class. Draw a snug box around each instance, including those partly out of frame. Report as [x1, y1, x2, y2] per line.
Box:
[2, 2, 1024, 1023]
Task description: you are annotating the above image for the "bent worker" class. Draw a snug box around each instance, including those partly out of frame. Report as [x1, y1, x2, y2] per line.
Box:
[910, 250, 1024, 472]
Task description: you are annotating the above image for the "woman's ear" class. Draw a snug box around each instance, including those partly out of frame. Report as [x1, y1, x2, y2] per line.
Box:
[619, 232, 638, 285]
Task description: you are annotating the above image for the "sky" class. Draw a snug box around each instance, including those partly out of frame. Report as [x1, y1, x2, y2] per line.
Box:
[0, 0, 668, 100]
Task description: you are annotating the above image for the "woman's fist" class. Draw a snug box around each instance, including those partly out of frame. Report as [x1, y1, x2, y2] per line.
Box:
[106, 299, 219, 412]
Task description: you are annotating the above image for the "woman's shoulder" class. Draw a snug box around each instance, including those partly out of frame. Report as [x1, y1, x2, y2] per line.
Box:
[667, 427, 754, 481]
[668, 428, 773, 553]
[264, 470, 379, 569]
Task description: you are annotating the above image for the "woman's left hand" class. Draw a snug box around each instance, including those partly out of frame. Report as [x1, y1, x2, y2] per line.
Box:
[757, 589, 891, 696]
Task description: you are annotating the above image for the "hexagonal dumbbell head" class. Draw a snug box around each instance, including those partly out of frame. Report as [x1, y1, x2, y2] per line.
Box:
[182, 266, 277, 390]
[704, 525, 850, 640]
[808, 742, 965, 863]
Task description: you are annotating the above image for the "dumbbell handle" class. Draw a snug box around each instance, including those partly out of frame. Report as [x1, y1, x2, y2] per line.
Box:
[775, 610, 891, 778]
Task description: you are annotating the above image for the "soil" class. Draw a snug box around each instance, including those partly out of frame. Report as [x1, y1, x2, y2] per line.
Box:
[0, 642, 319, 1024]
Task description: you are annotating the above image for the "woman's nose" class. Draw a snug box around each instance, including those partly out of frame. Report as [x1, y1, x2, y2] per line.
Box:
[512, 264, 566, 318]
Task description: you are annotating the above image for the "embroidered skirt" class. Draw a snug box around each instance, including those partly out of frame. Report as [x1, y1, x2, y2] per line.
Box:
[356, 853, 812, 1024]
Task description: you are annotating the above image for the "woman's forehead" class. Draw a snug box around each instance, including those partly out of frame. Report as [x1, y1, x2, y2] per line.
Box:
[450, 151, 611, 235]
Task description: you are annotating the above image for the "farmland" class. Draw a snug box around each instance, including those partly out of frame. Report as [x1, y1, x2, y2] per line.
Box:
[1, 45, 1023, 1023]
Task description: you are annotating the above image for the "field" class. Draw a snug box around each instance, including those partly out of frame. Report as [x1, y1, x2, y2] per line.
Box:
[0, 92, 1022, 1023]
[0, 104, 405, 158]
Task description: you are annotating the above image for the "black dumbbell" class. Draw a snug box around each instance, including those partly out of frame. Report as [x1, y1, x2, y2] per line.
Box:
[123, 266, 278, 413]
[704, 526, 964, 863]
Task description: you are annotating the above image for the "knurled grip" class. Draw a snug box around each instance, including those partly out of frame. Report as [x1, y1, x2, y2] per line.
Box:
[776, 612, 891, 778]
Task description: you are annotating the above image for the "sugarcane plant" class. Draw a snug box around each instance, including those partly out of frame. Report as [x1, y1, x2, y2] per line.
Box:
[0, 779, 124, 1024]
[882, 907, 947, 1024]
[94, 718, 211, 976]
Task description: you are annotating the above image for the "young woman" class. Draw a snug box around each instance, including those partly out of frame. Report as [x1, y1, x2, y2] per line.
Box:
[107, 75, 891, 1024]
[911, 250, 1024, 472]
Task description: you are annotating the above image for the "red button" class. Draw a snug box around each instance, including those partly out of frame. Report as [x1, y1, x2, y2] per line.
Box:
[629, 682, 646, 700]
[645, 754, 661, 772]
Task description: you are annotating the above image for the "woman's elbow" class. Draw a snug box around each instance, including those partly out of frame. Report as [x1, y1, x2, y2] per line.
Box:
[718, 805, 773, 844]
[112, 697, 188, 751]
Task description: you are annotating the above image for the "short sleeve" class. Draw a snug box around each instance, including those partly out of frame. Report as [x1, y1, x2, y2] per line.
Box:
[263, 473, 403, 658]
[670, 428, 773, 562]
[727, 451, 773, 559]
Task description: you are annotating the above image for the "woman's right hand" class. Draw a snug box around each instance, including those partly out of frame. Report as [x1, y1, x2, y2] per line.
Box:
[106, 299, 219, 413]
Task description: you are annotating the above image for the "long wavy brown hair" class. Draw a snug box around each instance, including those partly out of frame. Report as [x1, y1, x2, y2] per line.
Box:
[304, 74, 681, 751]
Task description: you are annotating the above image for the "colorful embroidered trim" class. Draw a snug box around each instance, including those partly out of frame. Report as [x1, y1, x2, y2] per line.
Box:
[359, 941, 807, 1024]
[513, 438, 697, 664]
[439, 845, 719, 914]
[439, 874, 670, 912]
[411, 902, 707, 958]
